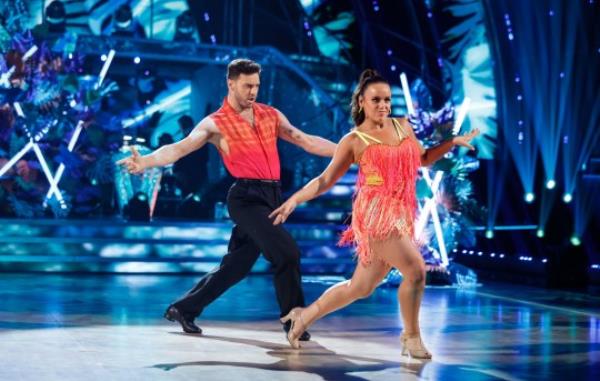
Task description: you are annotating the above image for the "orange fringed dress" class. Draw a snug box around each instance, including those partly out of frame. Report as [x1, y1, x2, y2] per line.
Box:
[339, 118, 422, 266]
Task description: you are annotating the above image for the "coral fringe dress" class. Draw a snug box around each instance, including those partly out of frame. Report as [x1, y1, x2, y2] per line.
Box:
[339, 118, 422, 266]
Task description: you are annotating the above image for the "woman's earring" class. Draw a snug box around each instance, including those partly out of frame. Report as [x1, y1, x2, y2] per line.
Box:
[359, 106, 363, 114]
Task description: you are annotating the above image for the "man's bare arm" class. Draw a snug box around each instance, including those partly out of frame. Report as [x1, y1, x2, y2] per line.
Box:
[118, 117, 217, 173]
[276, 110, 336, 157]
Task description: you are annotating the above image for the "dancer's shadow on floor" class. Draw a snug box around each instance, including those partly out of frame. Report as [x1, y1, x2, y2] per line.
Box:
[151, 333, 429, 381]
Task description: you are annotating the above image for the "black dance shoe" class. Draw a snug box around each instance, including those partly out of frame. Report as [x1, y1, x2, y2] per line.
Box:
[283, 319, 311, 341]
[164, 305, 202, 334]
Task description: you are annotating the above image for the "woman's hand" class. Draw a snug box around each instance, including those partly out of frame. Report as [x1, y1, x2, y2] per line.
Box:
[116, 146, 146, 174]
[269, 198, 298, 225]
[452, 129, 480, 150]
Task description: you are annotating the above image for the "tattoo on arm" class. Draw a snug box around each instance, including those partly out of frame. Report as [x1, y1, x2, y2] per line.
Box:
[286, 126, 303, 141]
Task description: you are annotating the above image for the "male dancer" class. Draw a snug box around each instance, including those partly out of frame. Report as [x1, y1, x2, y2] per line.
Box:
[118, 59, 336, 340]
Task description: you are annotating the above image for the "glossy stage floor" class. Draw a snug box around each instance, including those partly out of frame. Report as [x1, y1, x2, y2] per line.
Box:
[1, 274, 598, 381]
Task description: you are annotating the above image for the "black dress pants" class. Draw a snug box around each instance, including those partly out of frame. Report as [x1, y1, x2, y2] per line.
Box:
[172, 179, 306, 318]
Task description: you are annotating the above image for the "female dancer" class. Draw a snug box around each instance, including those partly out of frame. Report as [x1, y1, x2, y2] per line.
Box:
[269, 69, 479, 358]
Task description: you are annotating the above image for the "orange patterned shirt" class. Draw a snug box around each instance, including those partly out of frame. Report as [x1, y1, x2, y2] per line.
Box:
[210, 98, 281, 180]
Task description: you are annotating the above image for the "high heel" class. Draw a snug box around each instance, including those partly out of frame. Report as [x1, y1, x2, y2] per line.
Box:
[400, 333, 432, 359]
[280, 307, 306, 349]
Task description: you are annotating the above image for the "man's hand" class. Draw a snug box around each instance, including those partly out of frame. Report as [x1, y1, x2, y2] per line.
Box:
[116, 147, 146, 174]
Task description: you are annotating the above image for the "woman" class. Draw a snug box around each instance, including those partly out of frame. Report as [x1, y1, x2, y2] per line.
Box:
[269, 69, 479, 358]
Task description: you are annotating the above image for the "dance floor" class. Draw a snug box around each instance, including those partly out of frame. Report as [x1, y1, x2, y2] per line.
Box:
[0, 274, 598, 381]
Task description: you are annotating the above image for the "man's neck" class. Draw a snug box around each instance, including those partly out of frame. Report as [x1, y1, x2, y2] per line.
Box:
[227, 94, 251, 113]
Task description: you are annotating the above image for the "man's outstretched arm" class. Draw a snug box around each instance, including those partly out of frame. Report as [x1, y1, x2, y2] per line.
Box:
[118, 117, 216, 173]
[276, 110, 336, 157]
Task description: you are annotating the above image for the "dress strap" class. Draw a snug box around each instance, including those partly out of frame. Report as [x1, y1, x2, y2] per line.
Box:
[391, 118, 407, 140]
[353, 130, 383, 145]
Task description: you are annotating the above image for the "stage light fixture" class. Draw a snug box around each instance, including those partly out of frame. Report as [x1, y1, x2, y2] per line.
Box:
[525, 192, 535, 203]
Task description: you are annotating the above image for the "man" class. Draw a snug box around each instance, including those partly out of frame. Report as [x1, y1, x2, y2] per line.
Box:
[118, 59, 336, 340]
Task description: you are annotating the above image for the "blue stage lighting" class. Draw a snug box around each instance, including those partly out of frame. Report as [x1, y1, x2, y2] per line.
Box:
[485, 229, 494, 239]
[570, 236, 581, 246]
[536, 229, 544, 238]
[525, 192, 535, 203]
[563, 193, 573, 203]
[546, 179, 556, 189]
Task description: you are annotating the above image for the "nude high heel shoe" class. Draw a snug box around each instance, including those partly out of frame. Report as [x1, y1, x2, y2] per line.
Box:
[400, 333, 432, 359]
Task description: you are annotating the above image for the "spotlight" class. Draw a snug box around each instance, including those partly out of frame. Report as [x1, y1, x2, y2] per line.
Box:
[125, 191, 150, 221]
[111, 4, 142, 38]
[485, 229, 494, 239]
[177, 192, 205, 219]
[563, 193, 572, 203]
[546, 179, 556, 189]
[174, 10, 196, 42]
[45, 1, 66, 33]
[525, 192, 535, 203]
[536, 229, 544, 238]
[101, 54, 107, 62]
[133, 56, 141, 64]
[570, 236, 581, 246]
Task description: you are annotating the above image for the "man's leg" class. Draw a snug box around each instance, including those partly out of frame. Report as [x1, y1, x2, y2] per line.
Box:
[165, 182, 261, 333]
[229, 187, 305, 318]
[171, 224, 260, 318]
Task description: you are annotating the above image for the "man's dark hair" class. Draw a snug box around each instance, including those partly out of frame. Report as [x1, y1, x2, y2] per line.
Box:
[227, 59, 261, 80]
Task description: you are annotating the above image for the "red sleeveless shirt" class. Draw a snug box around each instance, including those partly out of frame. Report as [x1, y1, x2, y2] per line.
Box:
[210, 98, 281, 180]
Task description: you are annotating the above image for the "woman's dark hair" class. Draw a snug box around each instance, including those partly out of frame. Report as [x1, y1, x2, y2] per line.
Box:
[227, 58, 261, 79]
[350, 69, 389, 125]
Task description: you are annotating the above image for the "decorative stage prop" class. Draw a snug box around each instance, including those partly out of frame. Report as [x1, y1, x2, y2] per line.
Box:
[382, 72, 482, 286]
[113, 145, 162, 220]
[0, 30, 121, 217]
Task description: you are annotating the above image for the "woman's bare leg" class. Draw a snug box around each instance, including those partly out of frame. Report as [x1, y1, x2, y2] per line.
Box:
[371, 235, 426, 336]
[291, 258, 390, 334]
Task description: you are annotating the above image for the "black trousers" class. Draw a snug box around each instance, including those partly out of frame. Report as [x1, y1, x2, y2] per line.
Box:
[172, 179, 306, 318]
